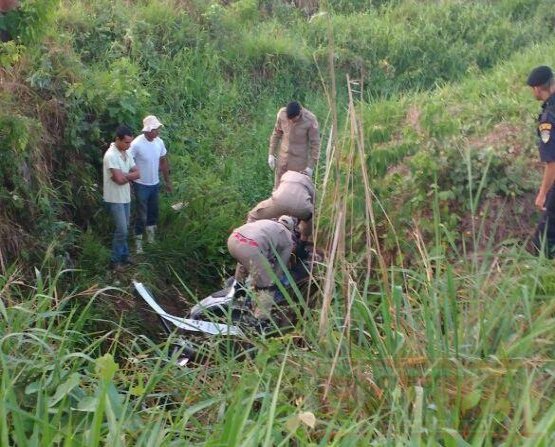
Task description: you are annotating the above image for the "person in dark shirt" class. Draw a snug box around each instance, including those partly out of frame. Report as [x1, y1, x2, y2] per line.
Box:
[527, 65, 555, 257]
[0, 0, 19, 42]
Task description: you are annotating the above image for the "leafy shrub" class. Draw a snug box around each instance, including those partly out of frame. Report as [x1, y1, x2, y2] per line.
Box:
[76, 228, 111, 276]
[2, 0, 57, 45]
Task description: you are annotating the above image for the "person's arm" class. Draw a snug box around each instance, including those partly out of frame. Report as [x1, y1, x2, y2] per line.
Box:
[107, 152, 139, 184]
[110, 168, 136, 185]
[269, 111, 283, 160]
[536, 162, 555, 210]
[307, 117, 320, 171]
[127, 165, 140, 181]
[536, 115, 555, 210]
[160, 156, 172, 193]
[274, 238, 294, 279]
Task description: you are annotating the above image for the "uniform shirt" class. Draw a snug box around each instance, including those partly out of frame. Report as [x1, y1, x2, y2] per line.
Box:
[538, 94, 555, 162]
[272, 170, 315, 215]
[269, 107, 320, 171]
[129, 133, 167, 186]
[232, 220, 294, 273]
[103, 143, 135, 203]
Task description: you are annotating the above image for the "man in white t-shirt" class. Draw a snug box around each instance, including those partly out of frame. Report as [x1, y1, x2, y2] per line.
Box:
[130, 115, 172, 253]
[103, 125, 140, 271]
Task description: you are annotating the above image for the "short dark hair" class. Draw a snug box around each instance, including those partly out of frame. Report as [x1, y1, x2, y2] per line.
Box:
[115, 124, 133, 140]
[286, 101, 301, 119]
[527, 65, 554, 87]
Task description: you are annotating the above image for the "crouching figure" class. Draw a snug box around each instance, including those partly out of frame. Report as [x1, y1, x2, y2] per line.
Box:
[227, 216, 295, 319]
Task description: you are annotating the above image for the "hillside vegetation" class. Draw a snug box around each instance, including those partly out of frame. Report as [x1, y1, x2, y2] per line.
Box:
[1, 0, 555, 445]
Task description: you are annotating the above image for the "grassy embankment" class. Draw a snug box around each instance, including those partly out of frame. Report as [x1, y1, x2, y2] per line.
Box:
[1, 0, 555, 444]
[1, 0, 550, 287]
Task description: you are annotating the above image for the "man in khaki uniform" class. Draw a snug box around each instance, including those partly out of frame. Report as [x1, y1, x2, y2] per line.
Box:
[228, 216, 294, 289]
[268, 101, 320, 186]
[227, 216, 295, 319]
[247, 170, 314, 242]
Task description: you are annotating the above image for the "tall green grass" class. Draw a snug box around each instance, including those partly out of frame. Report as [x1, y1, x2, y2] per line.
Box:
[4, 48, 555, 443]
[2, 189, 555, 444]
[2, 1, 555, 444]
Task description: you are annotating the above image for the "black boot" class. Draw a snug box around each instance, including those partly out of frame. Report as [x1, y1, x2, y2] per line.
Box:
[233, 279, 247, 298]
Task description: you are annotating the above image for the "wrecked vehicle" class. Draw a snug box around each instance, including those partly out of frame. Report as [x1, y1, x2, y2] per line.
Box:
[133, 243, 322, 363]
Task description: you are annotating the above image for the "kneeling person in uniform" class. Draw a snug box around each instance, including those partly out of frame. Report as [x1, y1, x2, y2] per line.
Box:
[247, 170, 314, 253]
[227, 216, 295, 319]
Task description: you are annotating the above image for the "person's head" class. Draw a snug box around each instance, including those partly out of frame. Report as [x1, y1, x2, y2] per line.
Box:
[286, 101, 302, 122]
[142, 115, 163, 141]
[0, 0, 20, 13]
[278, 215, 295, 232]
[527, 66, 555, 101]
[114, 125, 133, 151]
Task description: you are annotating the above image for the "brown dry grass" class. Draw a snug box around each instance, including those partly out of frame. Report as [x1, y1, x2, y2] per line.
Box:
[405, 104, 423, 135]
[0, 49, 70, 265]
[0, 219, 27, 273]
[468, 122, 527, 158]
[459, 194, 535, 249]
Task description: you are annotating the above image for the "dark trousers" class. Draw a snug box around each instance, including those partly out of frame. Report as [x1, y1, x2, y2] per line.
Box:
[532, 186, 555, 258]
[133, 183, 160, 236]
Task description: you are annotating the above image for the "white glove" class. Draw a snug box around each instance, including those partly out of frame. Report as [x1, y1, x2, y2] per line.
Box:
[304, 167, 313, 177]
[268, 155, 276, 170]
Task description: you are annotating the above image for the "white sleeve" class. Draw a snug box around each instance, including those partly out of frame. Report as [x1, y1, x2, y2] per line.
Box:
[159, 139, 167, 157]
[105, 152, 119, 170]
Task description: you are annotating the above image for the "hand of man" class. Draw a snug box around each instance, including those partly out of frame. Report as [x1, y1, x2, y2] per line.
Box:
[535, 192, 546, 211]
[268, 155, 276, 170]
[165, 182, 173, 194]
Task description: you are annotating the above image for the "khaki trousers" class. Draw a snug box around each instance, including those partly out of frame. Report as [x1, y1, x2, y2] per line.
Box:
[227, 233, 273, 288]
[275, 155, 308, 188]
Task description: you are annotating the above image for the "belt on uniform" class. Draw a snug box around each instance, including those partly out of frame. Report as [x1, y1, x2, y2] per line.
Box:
[233, 232, 259, 247]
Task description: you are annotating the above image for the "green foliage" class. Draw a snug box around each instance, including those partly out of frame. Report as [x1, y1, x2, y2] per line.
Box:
[0, 40, 24, 67]
[2, 244, 555, 445]
[2, 0, 57, 44]
[67, 58, 150, 135]
[0, 114, 34, 183]
[156, 164, 246, 284]
[307, 0, 548, 98]
[0, 112, 39, 225]
[351, 41, 550, 256]
[57, 0, 130, 63]
[327, 0, 401, 13]
[76, 229, 111, 276]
